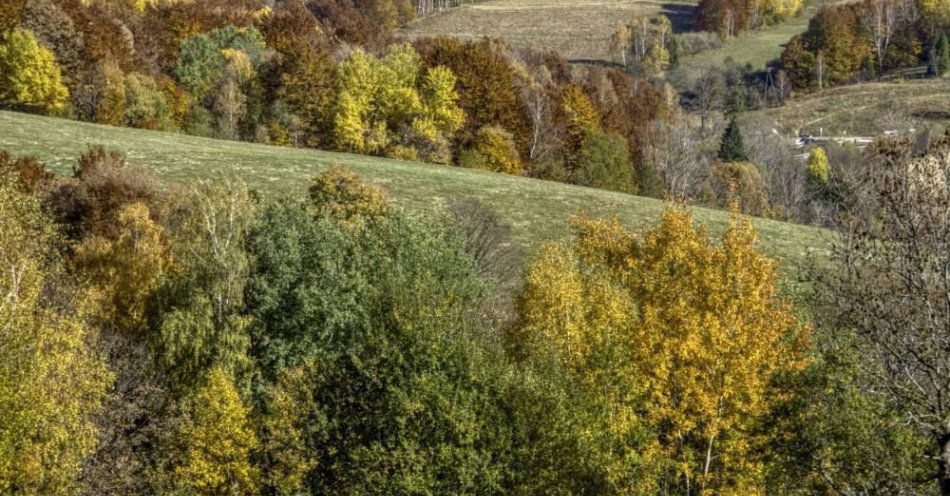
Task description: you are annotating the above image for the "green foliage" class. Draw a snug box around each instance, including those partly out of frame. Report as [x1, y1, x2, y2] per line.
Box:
[174, 26, 266, 100]
[0, 27, 69, 112]
[246, 202, 516, 494]
[124, 73, 175, 130]
[767, 333, 933, 494]
[258, 364, 317, 496]
[937, 33, 950, 77]
[717, 117, 748, 162]
[0, 172, 110, 494]
[572, 128, 636, 194]
[156, 180, 255, 386]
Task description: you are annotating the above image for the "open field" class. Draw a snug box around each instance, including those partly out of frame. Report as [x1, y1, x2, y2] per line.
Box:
[401, 0, 697, 62]
[749, 79, 950, 136]
[674, 13, 812, 79]
[672, 0, 847, 79]
[0, 110, 829, 275]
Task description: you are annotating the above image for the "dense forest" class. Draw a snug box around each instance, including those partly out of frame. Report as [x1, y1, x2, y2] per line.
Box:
[3, 0, 950, 494]
[2, 132, 950, 495]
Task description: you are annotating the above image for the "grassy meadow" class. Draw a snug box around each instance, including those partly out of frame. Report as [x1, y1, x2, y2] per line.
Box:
[749, 79, 950, 136]
[0, 110, 829, 275]
[401, 0, 697, 62]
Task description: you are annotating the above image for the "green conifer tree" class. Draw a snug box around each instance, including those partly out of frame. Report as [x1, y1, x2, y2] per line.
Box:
[717, 117, 748, 163]
[937, 33, 950, 77]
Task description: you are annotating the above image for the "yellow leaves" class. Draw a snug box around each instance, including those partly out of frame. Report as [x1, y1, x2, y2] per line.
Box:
[0, 28, 69, 113]
[221, 48, 254, 82]
[0, 173, 110, 494]
[461, 125, 523, 175]
[309, 165, 389, 227]
[175, 368, 259, 496]
[74, 202, 170, 331]
[333, 45, 465, 162]
[516, 205, 809, 494]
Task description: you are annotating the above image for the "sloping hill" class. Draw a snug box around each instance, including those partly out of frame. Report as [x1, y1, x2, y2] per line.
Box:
[0, 110, 828, 271]
[749, 79, 950, 137]
[401, 0, 696, 62]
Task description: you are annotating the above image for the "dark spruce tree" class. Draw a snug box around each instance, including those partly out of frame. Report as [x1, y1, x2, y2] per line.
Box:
[717, 117, 748, 163]
[937, 33, 950, 77]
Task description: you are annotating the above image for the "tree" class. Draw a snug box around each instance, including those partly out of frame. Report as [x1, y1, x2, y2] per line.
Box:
[611, 24, 632, 66]
[308, 165, 389, 226]
[718, 117, 749, 162]
[0, 0, 25, 34]
[170, 368, 259, 496]
[805, 146, 830, 191]
[572, 128, 636, 193]
[937, 33, 950, 77]
[459, 125, 523, 175]
[711, 161, 771, 216]
[516, 207, 808, 494]
[332, 44, 464, 161]
[245, 203, 508, 495]
[124, 73, 174, 130]
[816, 135, 950, 495]
[74, 202, 170, 333]
[693, 67, 724, 132]
[643, 119, 703, 201]
[174, 26, 266, 101]
[155, 180, 255, 385]
[258, 365, 317, 496]
[0, 171, 110, 494]
[93, 61, 126, 126]
[0, 27, 68, 112]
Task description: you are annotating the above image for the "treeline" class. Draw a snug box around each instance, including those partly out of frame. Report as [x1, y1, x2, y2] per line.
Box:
[780, 0, 950, 90]
[694, 0, 804, 38]
[0, 0, 674, 196]
[4, 135, 950, 494]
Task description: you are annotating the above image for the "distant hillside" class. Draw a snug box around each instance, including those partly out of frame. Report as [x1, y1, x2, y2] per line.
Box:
[749, 79, 950, 137]
[400, 0, 697, 62]
[0, 110, 828, 274]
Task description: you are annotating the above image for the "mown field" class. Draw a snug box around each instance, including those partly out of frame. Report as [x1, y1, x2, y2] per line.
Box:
[0, 110, 829, 273]
[401, 0, 697, 62]
[750, 79, 950, 136]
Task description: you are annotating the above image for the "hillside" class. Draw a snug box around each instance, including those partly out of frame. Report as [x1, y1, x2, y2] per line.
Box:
[673, 0, 844, 79]
[400, 0, 697, 62]
[750, 79, 950, 136]
[0, 110, 827, 271]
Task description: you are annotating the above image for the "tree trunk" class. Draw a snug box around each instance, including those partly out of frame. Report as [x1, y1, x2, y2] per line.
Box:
[940, 433, 950, 495]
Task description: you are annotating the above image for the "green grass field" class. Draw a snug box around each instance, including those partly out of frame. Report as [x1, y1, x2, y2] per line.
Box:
[0, 110, 829, 274]
[674, 0, 845, 79]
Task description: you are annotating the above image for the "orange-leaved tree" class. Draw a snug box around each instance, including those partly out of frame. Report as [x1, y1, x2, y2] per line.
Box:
[515, 206, 809, 495]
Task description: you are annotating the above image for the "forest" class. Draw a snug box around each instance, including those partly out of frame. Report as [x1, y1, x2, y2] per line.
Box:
[2, 0, 950, 494]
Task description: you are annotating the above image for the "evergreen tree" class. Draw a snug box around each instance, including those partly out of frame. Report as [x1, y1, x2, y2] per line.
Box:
[717, 117, 748, 162]
[937, 33, 950, 77]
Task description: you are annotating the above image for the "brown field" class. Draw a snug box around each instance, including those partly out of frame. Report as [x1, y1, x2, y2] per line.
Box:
[400, 0, 697, 62]
[752, 79, 950, 137]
